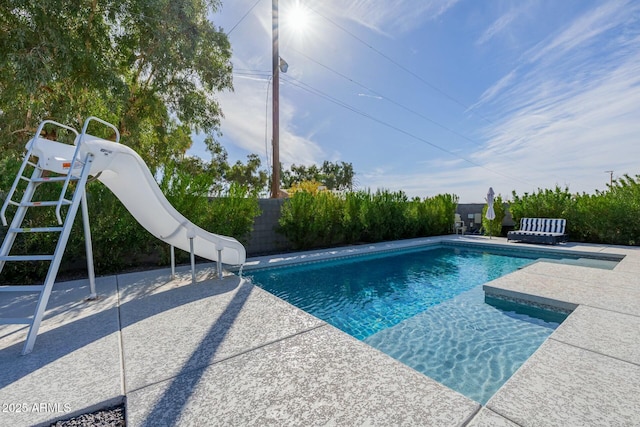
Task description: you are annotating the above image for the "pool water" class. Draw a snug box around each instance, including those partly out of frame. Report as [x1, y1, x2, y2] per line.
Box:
[248, 246, 569, 404]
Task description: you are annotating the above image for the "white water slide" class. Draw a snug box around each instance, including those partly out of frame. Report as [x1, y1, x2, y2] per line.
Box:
[32, 120, 247, 268]
[1, 117, 246, 354]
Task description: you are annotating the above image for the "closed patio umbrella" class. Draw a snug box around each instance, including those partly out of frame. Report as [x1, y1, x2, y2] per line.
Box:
[485, 187, 495, 239]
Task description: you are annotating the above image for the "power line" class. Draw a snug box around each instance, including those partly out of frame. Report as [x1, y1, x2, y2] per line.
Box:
[221, 4, 535, 187]
[281, 74, 535, 187]
[289, 8, 572, 187]
[286, 50, 567, 189]
[233, 71, 271, 79]
[289, 47, 484, 149]
[234, 68, 271, 74]
[230, 66, 534, 186]
[305, 5, 495, 125]
[226, 0, 263, 36]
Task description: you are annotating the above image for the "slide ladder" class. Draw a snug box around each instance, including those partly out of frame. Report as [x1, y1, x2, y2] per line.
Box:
[0, 120, 97, 355]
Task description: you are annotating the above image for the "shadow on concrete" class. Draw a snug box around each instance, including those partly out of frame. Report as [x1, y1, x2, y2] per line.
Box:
[138, 279, 254, 426]
[0, 270, 243, 393]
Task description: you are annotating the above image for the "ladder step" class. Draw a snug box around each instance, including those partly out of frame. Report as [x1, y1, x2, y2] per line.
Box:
[0, 255, 54, 262]
[9, 227, 64, 233]
[0, 318, 33, 325]
[31, 176, 80, 183]
[20, 200, 72, 207]
[0, 285, 44, 292]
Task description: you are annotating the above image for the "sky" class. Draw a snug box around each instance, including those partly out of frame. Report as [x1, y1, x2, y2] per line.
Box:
[188, 0, 640, 203]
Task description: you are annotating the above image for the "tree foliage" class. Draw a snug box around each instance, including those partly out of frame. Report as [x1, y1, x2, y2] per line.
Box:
[281, 161, 355, 191]
[1, 0, 232, 171]
[194, 137, 268, 196]
[510, 176, 640, 245]
[0, 1, 272, 282]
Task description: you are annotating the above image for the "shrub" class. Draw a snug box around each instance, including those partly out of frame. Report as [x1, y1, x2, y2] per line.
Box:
[278, 189, 344, 249]
[423, 193, 459, 236]
[278, 189, 459, 250]
[482, 195, 506, 237]
[160, 164, 261, 263]
[360, 190, 409, 242]
[510, 185, 579, 236]
[0, 156, 260, 283]
[342, 191, 368, 243]
[510, 185, 576, 222]
[509, 176, 640, 246]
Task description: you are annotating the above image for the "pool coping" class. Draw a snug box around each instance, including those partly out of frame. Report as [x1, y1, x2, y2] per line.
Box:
[240, 235, 626, 273]
[1, 235, 639, 426]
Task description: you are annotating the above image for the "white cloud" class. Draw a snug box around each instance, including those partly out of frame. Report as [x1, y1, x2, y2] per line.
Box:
[359, 163, 506, 203]
[208, 1, 640, 203]
[278, 101, 325, 166]
[476, 0, 637, 110]
[373, 1, 640, 202]
[526, 0, 631, 64]
[209, 0, 462, 174]
[476, 9, 519, 46]
[358, 93, 383, 100]
[216, 76, 271, 155]
[473, 70, 517, 109]
[324, 0, 460, 35]
[475, 47, 640, 199]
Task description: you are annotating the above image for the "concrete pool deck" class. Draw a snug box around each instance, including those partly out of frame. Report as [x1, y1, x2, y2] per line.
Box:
[0, 236, 639, 426]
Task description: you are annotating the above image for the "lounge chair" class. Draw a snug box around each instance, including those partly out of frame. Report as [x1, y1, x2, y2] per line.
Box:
[454, 213, 466, 235]
[507, 218, 568, 245]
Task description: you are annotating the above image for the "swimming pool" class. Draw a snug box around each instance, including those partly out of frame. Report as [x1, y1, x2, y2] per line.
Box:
[247, 244, 606, 404]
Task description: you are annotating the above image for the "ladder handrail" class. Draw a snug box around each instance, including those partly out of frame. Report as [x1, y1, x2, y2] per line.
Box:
[1, 120, 79, 226]
[54, 116, 120, 225]
[55, 125, 87, 225]
[80, 116, 121, 144]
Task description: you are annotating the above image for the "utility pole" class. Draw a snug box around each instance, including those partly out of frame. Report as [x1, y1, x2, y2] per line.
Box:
[270, 0, 280, 198]
[605, 170, 613, 188]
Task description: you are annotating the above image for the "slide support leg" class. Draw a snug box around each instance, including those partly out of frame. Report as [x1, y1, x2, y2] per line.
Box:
[189, 238, 195, 284]
[217, 249, 223, 279]
[170, 245, 175, 279]
[81, 190, 97, 299]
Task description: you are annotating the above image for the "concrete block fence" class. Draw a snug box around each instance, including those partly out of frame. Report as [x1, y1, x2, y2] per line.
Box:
[244, 201, 514, 256]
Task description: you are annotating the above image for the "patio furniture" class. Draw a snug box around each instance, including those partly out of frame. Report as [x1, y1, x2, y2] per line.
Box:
[507, 218, 568, 245]
[454, 214, 466, 235]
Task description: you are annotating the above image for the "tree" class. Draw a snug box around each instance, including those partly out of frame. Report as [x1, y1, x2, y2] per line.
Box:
[226, 154, 269, 196]
[320, 161, 354, 191]
[201, 137, 268, 196]
[166, 137, 268, 197]
[0, 0, 233, 171]
[281, 161, 355, 191]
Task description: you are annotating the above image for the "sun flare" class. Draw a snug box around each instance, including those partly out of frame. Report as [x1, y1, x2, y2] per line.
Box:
[286, 3, 312, 34]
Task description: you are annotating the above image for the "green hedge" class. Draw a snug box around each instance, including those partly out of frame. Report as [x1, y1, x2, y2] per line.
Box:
[510, 177, 640, 246]
[0, 157, 260, 284]
[279, 189, 458, 250]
